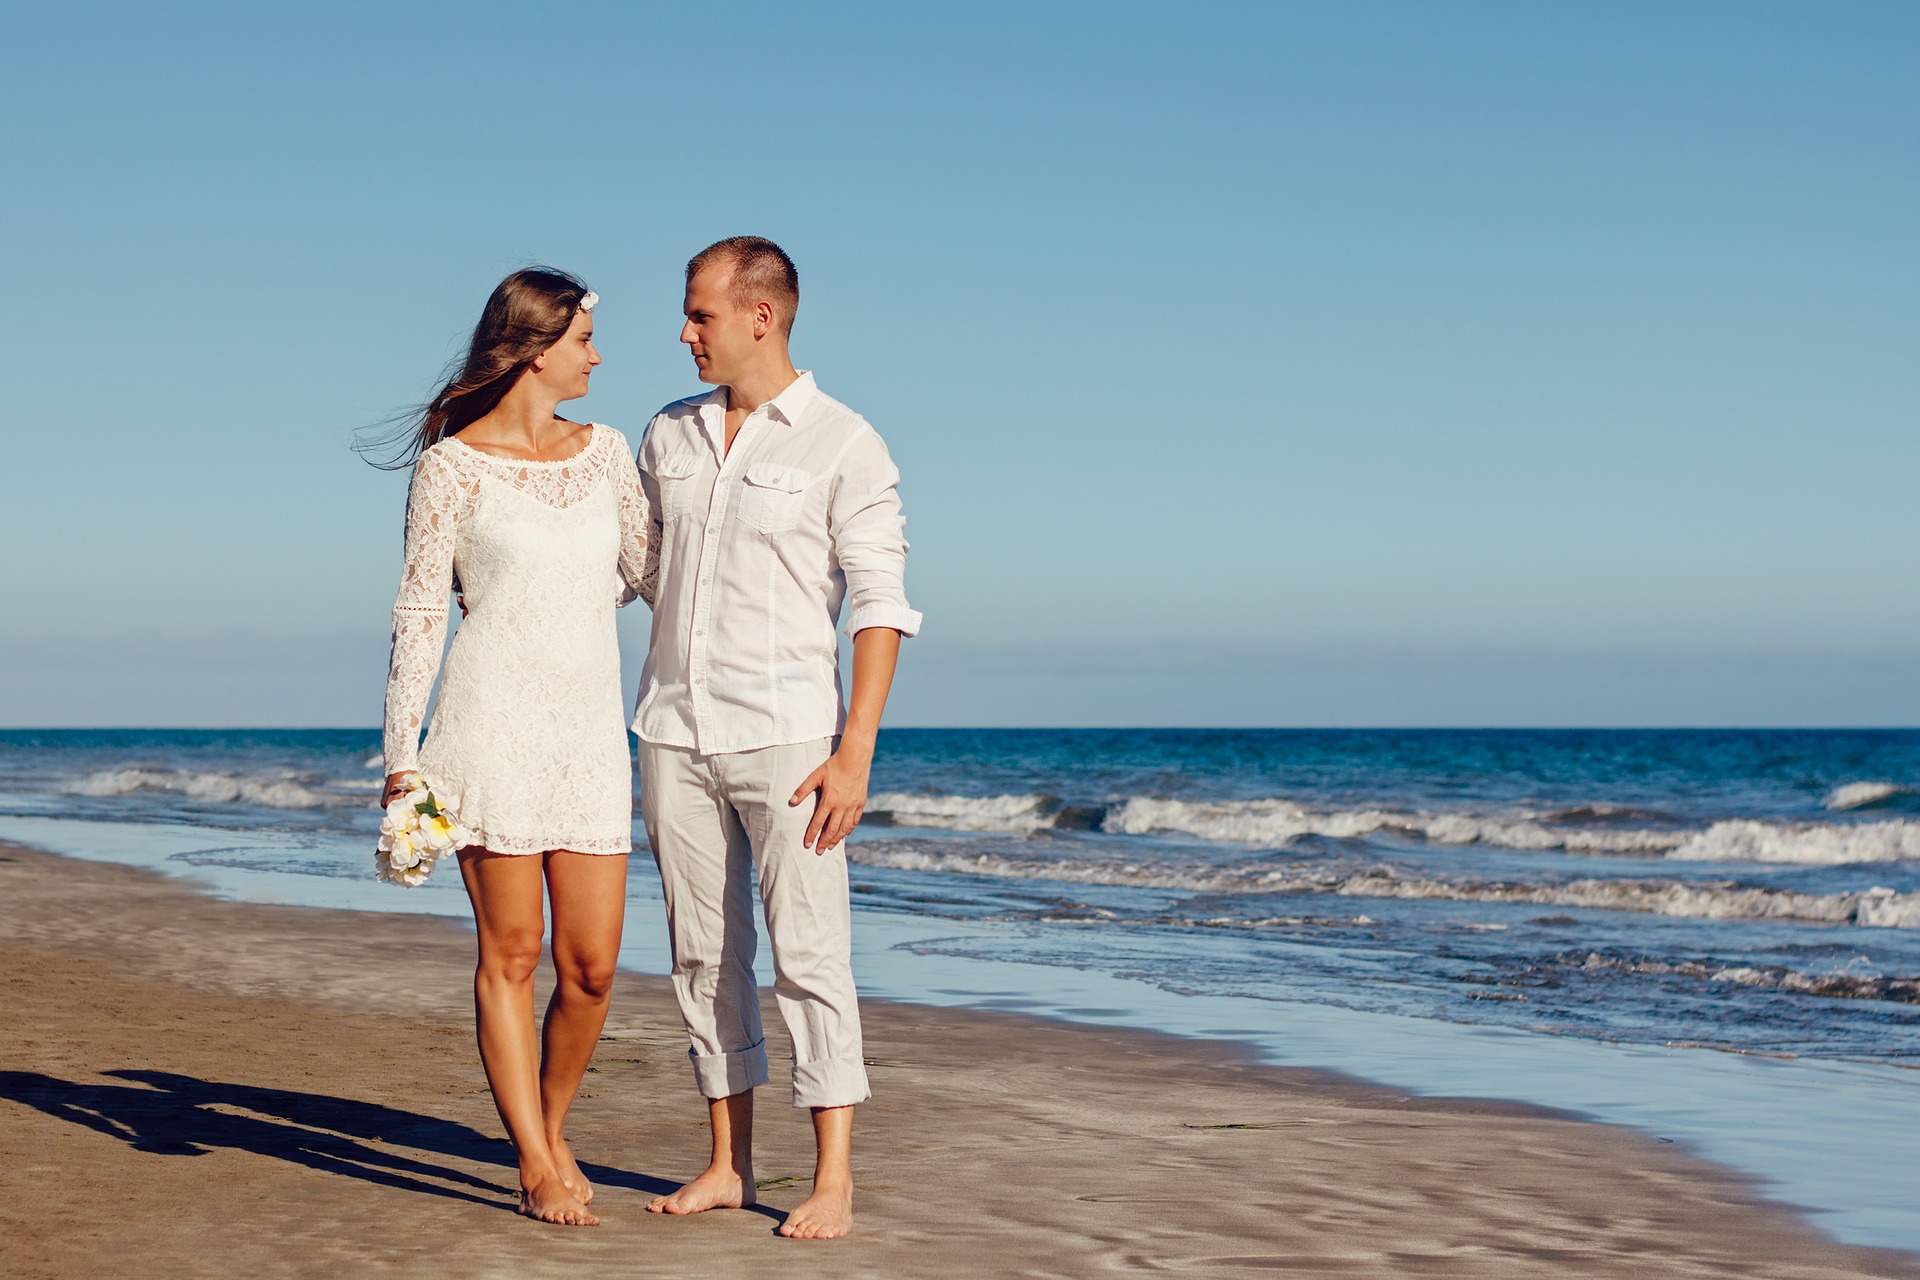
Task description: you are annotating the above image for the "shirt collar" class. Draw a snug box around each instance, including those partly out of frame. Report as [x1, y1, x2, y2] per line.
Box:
[763, 370, 818, 426]
[695, 371, 816, 425]
[694, 371, 816, 457]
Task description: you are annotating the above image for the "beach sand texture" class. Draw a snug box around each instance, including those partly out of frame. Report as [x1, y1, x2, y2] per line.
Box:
[2, 841, 1913, 1280]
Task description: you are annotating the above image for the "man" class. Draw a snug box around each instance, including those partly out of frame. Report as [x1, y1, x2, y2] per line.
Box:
[632, 236, 920, 1239]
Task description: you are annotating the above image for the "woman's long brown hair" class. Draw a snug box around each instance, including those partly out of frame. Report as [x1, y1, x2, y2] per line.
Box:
[358, 267, 592, 469]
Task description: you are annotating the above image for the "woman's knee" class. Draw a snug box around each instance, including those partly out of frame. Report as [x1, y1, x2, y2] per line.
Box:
[554, 951, 617, 1002]
[477, 928, 545, 985]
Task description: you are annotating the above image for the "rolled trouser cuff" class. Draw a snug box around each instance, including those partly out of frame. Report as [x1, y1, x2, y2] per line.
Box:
[690, 1039, 770, 1098]
[791, 1054, 871, 1109]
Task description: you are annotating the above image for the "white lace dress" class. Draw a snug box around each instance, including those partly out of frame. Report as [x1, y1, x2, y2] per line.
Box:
[381, 423, 655, 856]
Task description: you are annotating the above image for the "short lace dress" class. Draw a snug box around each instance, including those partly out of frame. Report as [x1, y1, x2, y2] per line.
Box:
[381, 423, 655, 855]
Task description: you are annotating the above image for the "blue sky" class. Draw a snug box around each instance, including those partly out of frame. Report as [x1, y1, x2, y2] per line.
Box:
[2, 1, 1915, 726]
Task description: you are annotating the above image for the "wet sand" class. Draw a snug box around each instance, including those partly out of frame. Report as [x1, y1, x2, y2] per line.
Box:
[1, 839, 1914, 1279]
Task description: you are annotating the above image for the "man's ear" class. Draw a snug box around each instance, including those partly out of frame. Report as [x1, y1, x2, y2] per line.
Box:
[754, 300, 775, 338]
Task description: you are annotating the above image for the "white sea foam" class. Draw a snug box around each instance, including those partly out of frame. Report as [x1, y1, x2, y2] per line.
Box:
[863, 792, 1920, 866]
[1102, 797, 1685, 855]
[846, 843, 1920, 928]
[1561, 953, 1920, 1003]
[66, 768, 332, 810]
[1333, 873, 1920, 929]
[1826, 781, 1911, 811]
[1670, 819, 1920, 865]
[866, 792, 1056, 833]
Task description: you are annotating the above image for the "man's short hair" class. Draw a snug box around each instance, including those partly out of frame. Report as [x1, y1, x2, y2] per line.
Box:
[687, 236, 799, 334]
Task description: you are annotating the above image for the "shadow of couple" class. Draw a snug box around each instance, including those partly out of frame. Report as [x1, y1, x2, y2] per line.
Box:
[0, 1068, 771, 1221]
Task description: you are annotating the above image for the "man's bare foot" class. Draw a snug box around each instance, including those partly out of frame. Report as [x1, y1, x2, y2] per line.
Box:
[550, 1136, 594, 1204]
[778, 1179, 853, 1239]
[647, 1163, 756, 1216]
[519, 1174, 599, 1226]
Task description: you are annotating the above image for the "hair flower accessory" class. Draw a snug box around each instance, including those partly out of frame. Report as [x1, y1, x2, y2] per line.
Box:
[578, 290, 599, 312]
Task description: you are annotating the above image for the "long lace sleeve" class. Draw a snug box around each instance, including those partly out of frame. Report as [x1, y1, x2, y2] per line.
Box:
[613, 432, 659, 607]
[382, 450, 469, 772]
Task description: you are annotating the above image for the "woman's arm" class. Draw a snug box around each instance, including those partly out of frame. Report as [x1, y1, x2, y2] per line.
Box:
[382, 450, 465, 795]
[614, 431, 660, 608]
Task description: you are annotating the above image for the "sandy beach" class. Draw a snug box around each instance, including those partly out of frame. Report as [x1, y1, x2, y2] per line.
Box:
[1, 839, 1913, 1280]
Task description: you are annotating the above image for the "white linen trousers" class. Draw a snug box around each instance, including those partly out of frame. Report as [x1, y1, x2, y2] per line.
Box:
[639, 737, 870, 1109]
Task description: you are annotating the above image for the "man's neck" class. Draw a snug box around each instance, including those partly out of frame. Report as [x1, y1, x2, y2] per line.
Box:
[722, 359, 801, 417]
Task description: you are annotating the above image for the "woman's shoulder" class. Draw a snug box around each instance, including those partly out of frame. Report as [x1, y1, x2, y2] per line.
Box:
[407, 439, 485, 499]
[588, 422, 635, 457]
[411, 436, 471, 477]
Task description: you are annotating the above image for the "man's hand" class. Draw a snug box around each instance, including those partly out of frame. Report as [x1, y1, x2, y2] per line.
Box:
[790, 743, 873, 853]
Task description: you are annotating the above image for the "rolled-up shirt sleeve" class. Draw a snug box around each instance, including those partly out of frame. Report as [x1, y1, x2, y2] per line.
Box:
[828, 428, 923, 638]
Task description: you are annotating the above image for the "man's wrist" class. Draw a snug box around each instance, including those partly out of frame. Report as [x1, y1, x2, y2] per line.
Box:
[837, 725, 879, 758]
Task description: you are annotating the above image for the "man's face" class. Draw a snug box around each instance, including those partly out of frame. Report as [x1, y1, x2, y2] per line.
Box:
[680, 265, 756, 387]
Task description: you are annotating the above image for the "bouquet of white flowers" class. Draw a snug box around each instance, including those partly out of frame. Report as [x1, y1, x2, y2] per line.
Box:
[377, 772, 473, 886]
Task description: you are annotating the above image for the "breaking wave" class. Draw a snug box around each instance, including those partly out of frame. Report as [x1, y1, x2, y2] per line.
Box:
[1555, 952, 1920, 1004]
[1669, 819, 1920, 865]
[866, 792, 1920, 866]
[866, 792, 1056, 833]
[847, 842, 1920, 928]
[1826, 781, 1914, 811]
[65, 769, 340, 810]
[1103, 797, 1686, 854]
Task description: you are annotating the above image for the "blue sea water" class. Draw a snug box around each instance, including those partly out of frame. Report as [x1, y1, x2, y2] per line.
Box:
[2, 727, 1918, 1248]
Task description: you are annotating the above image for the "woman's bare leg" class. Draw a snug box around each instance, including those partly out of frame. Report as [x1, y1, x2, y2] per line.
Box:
[539, 850, 629, 1205]
[458, 848, 597, 1226]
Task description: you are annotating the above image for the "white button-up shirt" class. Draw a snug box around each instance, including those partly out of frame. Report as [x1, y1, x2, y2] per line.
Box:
[631, 371, 922, 754]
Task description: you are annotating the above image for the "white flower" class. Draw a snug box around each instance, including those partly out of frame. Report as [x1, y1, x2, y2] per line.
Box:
[375, 775, 465, 886]
[578, 290, 598, 312]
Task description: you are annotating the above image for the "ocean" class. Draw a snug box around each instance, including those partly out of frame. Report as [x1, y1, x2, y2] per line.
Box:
[3, 727, 1917, 1247]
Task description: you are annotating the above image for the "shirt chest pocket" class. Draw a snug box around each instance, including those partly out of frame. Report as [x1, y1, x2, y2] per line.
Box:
[652, 453, 705, 520]
[739, 462, 813, 536]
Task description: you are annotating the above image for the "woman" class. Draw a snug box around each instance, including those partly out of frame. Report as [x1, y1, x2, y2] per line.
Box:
[376, 267, 652, 1226]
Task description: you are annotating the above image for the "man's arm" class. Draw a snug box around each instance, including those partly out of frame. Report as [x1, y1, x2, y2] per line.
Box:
[788, 426, 920, 852]
[790, 625, 902, 852]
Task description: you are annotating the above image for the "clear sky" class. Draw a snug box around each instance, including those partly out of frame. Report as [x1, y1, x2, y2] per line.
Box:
[2, 1, 1915, 727]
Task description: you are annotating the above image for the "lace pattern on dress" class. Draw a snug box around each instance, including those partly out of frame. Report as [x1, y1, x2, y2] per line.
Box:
[380, 424, 653, 774]
[443, 424, 617, 509]
[382, 448, 477, 773]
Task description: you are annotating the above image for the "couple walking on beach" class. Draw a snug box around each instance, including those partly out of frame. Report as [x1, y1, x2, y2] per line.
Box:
[376, 237, 920, 1236]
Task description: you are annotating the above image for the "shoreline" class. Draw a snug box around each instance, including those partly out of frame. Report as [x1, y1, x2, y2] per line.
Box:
[2, 839, 1916, 1278]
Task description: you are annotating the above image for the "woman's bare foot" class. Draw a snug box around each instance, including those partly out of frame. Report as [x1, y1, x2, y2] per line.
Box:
[550, 1136, 594, 1204]
[519, 1174, 599, 1226]
[647, 1162, 756, 1216]
[778, 1177, 853, 1239]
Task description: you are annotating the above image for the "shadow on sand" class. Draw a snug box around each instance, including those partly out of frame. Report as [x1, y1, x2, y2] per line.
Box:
[0, 1068, 692, 1214]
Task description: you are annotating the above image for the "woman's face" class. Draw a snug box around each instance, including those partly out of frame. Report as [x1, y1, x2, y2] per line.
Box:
[532, 306, 600, 402]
